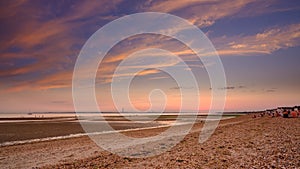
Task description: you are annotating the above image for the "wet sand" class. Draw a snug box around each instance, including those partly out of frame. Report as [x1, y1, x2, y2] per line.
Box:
[0, 117, 162, 143]
[0, 114, 299, 168]
[0, 114, 221, 143]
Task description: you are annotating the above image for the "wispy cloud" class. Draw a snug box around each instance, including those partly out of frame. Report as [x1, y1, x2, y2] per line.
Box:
[0, 0, 125, 92]
[51, 100, 69, 104]
[2, 70, 73, 93]
[148, 76, 169, 80]
[214, 23, 300, 56]
[112, 69, 161, 78]
[139, 0, 280, 28]
[210, 85, 247, 90]
[170, 86, 194, 90]
[221, 86, 235, 90]
[1, 0, 299, 94]
[265, 89, 276, 93]
[264, 88, 277, 93]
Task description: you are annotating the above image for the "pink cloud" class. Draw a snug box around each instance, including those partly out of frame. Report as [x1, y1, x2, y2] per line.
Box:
[214, 23, 300, 56]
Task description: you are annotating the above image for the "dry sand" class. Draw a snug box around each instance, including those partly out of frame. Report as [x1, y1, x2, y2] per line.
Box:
[0, 114, 299, 168]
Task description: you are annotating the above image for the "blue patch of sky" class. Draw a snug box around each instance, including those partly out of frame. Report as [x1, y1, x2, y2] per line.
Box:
[0, 68, 41, 86]
[203, 9, 300, 38]
[6, 46, 23, 53]
[30, 0, 77, 22]
[0, 57, 36, 71]
[117, 0, 144, 14]
[220, 46, 300, 88]
[14, 58, 37, 67]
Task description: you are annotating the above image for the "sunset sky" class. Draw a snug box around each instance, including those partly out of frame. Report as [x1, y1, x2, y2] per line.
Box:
[0, 0, 299, 113]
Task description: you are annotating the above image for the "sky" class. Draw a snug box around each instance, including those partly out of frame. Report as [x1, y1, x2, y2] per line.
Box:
[0, 0, 300, 113]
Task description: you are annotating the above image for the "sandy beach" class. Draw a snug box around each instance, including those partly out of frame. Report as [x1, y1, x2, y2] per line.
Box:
[0, 114, 298, 168]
